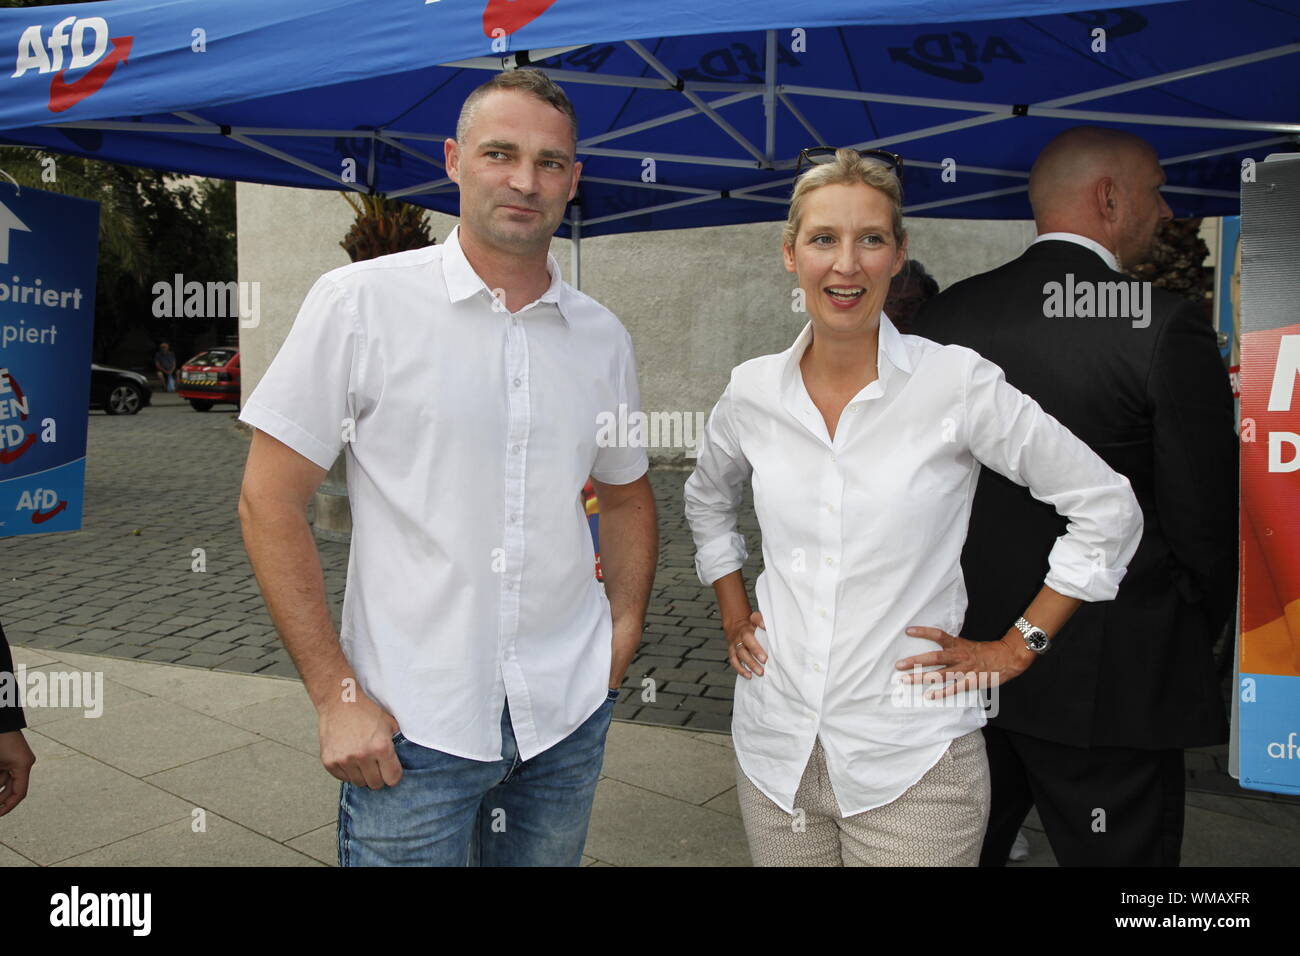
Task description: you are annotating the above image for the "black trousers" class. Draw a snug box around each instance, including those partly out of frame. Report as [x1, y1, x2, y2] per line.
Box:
[979, 724, 1185, 867]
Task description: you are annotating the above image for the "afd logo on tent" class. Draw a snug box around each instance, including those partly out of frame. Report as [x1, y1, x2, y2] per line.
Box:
[888, 32, 1024, 82]
[11, 16, 134, 113]
[482, 0, 557, 36]
[888, 9, 1148, 83]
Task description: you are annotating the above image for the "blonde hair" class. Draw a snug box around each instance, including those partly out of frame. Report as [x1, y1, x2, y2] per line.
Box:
[783, 148, 905, 250]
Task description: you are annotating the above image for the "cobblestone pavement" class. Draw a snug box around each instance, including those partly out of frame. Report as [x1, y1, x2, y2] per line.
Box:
[1, 391, 322, 679]
[5, 390, 1295, 820]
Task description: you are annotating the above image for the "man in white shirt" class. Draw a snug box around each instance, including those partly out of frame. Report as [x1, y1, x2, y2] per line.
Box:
[237, 69, 658, 866]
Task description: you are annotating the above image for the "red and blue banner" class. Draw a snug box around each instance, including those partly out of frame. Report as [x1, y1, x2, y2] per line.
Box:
[1236, 155, 1300, 796]
[0, 185, 99, 537]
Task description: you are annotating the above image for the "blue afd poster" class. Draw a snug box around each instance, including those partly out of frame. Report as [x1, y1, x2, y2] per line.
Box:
[0, 185, 99, 537]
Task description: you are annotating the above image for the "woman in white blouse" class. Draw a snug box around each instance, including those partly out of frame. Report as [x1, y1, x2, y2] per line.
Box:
[683, 147, 1143, 866]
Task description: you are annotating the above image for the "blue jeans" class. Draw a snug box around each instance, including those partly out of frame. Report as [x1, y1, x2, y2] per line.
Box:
[338, 689, 618, 866]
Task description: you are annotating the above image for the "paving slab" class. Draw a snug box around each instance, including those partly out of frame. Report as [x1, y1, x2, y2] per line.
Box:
[11, 668, 148, 728]
[143, 738, 339, 844]
[35, 696, 262, 777]
[0, 843, 38, 866]
[584, 777, 749, 867]
[285, 822, 339, 867]
[220, 690, 321, 757]
[0, 733, 192, 866]
[602, 720, 738, 806]
[53, 814, 325, 867]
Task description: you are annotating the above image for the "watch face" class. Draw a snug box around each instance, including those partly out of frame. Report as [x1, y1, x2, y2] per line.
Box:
[1026, 629, 1049, 651]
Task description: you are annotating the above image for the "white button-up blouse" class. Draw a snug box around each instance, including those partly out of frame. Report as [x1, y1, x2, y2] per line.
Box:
[684, 315, 1142, 816]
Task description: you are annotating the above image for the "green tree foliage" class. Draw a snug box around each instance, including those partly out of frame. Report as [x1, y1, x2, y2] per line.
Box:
[2, 148, 236, 362]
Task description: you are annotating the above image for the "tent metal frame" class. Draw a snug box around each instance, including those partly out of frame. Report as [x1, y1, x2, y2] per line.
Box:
[38, 32, 1300, 288]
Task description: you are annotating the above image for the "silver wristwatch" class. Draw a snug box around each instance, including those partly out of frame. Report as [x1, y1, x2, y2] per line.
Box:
[1014, 617, 1051, 654]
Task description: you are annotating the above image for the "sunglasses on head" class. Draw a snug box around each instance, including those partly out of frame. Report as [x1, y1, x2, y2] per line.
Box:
[795, 147, 905, 177]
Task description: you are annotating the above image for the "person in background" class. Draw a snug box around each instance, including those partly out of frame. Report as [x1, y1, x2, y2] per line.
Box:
[0, 621, 34, 817]
[884, 259, 939, 333]
[912, 126, 1237, 866]
[154, 342, 177, 392]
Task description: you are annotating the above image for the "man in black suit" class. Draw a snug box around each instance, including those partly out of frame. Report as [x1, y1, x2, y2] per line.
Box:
[912, 126, 1237, 866]
[0, 620, 34, 816]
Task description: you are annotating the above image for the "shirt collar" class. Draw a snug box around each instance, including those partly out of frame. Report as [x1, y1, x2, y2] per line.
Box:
[1032, 232, 1120, 272]
[441, 223, 571, 323]
[780, 311, 914, 405]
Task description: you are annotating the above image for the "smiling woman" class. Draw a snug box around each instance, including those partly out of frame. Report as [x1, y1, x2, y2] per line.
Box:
[683, 145, 1145, 868]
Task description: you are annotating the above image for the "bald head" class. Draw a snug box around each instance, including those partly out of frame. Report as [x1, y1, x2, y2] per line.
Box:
[1028, 126, 1172, 268]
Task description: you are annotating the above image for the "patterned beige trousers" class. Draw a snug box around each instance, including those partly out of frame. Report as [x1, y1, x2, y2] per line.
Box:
[734, 731, 991, 866]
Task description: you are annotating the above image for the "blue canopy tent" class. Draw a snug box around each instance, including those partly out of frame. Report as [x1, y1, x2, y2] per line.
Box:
[1, 0, 1297, 284]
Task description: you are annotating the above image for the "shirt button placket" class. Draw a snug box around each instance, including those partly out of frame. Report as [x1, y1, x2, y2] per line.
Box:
[809, 453, 843, 723]
[501, 314, 530, 686]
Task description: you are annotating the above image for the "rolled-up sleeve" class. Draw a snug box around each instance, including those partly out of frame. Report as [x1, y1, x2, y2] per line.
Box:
[962, 349, 1142, 602]
[684, 379, 753, 586]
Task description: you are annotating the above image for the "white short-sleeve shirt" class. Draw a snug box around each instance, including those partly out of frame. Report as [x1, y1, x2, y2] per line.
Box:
[684, 315, 1142, 815]
[239, 224, 648, 761]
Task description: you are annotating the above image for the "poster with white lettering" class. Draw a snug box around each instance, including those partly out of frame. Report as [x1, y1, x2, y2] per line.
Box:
[0, 184, 99, 537]
[1237, 154, 1300, 795]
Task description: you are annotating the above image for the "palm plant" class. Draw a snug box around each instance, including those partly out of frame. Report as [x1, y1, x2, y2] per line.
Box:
[339, 193, 434, 262]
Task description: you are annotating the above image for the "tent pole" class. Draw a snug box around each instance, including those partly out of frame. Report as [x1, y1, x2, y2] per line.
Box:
[764, 30, 776, 163]
[579, 92, 759, 148]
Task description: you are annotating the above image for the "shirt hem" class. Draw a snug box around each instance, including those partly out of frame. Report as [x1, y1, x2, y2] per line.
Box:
[734, 728, 978, 819]
[590, 459, 649, 486]
[395, 688, 609, 763]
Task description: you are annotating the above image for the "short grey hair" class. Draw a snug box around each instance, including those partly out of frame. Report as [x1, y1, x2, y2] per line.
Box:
[455, 69, 579, 152]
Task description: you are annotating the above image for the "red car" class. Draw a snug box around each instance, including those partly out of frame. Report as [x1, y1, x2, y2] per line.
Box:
[177, 347, 241, 411]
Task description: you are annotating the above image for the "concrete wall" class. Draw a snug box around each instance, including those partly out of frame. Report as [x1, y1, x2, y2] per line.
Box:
[236, 183, 364, 395]
[236, 182, 1037, 461]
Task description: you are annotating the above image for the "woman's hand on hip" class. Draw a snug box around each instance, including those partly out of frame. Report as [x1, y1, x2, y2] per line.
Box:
[726, 610, 768, 679]
[895, 626, 1036, 699]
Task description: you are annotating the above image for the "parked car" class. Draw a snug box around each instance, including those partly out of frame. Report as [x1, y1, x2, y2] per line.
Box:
[90, 363, 152, 415]
[178, 347, 240, 411]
